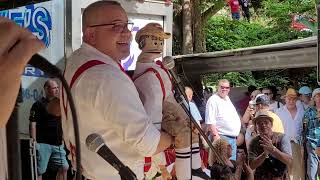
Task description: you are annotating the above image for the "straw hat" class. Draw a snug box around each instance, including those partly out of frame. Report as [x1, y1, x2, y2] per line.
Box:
[135, 23, 171, 43]
[281, 88, 297, 99]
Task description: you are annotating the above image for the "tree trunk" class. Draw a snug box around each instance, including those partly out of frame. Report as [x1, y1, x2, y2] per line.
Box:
[182, 0, 193, 54]
[193, 0, 206, 53]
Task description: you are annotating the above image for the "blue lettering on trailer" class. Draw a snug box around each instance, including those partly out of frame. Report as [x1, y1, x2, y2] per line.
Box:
[0, 4, 52, 47]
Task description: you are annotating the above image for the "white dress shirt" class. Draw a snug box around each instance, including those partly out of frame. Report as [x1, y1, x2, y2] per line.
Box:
[61, 43, 160, 180]
[205, 94, 241, 137]
[275, 106, 304, 142]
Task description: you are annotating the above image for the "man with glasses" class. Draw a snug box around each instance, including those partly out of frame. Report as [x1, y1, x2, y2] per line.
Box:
[61, 1, 173, 179]
[262, 87, 283, 112]
[205, 79, 241, 161]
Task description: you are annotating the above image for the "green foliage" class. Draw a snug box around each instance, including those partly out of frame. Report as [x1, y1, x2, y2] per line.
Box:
[203, 68, 318, 89]
[262, 0, 315, 30]
[205, 16, 312, 52]
[198, 0, 317, 88]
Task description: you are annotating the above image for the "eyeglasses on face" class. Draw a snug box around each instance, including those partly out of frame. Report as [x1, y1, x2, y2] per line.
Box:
[89, 22, 134, 33]
[220, 86, 230, 90]
[264, 93, 272, 95]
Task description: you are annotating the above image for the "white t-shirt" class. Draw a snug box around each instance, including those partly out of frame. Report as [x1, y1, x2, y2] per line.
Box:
[61, 43, 160, 180]
[275, 106, 304, 142]
[205, 94, 241, 137]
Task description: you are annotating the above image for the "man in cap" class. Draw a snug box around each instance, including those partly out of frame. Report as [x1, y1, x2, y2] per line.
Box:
[275, 88, 305, 180]
[262, 86, 284, 112]
[242, 94, 284, 151]
[297, 86, 312, 111]
[304, 88, 320, 180]
[248, 111, 292, 180]
[244, 94, 284, 133]
[133, 23, 209, 179]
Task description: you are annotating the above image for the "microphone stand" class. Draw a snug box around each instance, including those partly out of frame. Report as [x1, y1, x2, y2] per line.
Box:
[169, 67, 225, 164]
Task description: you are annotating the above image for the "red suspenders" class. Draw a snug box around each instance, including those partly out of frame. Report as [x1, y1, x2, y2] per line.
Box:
[61, 60, 106, 166]
[133, 62, 174, 173]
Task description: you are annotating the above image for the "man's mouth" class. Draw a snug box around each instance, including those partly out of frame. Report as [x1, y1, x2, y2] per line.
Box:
[117, 41, 129, 45]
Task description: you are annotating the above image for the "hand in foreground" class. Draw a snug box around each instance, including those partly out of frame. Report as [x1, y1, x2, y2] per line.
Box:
[243, 163, 254, 180]
[236, 149, 246, 167]
[0, 17, 44, 127]
[0, 17, 44, 72]
[259, 134, 275, 154]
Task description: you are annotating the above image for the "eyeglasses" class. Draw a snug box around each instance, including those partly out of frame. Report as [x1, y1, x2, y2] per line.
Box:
[220, 86, 230, 90]
[264, 93, 272, 95]
[89, 22, 134, 33]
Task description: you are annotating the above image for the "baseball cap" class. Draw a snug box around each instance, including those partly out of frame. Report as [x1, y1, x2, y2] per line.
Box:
[299, 86, 312, 95]
[253, 111, 273, 125]
[312, 88, 320, 99]
[254, 94, 270, 105]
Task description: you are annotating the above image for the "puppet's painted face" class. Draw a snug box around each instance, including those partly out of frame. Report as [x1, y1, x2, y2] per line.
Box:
[140, 35, 164, 53]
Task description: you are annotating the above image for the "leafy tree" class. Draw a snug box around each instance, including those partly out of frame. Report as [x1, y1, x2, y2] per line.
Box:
[173, 0, 226, 55]
[205, 16, 312, 52]
[262, 0, 316, 30]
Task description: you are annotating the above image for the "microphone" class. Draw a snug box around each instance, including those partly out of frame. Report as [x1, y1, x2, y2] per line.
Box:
[162, 56, 188, 106]
[162, 56, 175, 70]
[85, 133, 137, 180]
[28, 54, 62, 77]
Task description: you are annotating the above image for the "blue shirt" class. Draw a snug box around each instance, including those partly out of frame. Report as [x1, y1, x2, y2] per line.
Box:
[189, 101, 202, 123]
[304, 107, 320, 148]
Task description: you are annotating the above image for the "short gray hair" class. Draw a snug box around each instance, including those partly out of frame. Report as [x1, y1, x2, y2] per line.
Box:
[82, 1, 122, 31]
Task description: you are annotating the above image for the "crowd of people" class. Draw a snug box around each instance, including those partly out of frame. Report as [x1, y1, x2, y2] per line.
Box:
[192, 81, 320, 180]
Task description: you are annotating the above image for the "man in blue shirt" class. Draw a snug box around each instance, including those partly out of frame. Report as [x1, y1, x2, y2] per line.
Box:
[185, 86, 203, 124]
[304, 88, 320, 180]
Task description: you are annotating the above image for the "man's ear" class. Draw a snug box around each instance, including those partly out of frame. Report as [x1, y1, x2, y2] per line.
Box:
[83, 28, 96, 45]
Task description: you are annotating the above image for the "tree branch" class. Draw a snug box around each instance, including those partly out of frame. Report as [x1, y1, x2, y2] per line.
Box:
[201, 1, 225, 23]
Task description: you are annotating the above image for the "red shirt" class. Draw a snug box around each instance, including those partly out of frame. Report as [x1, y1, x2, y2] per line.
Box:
[228, 0, 240, 13]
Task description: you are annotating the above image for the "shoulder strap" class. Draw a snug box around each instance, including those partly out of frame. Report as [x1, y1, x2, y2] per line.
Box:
[70, 60, 106, 88]
[62, 60, 106, 120]
[133, 67, 166, 101]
